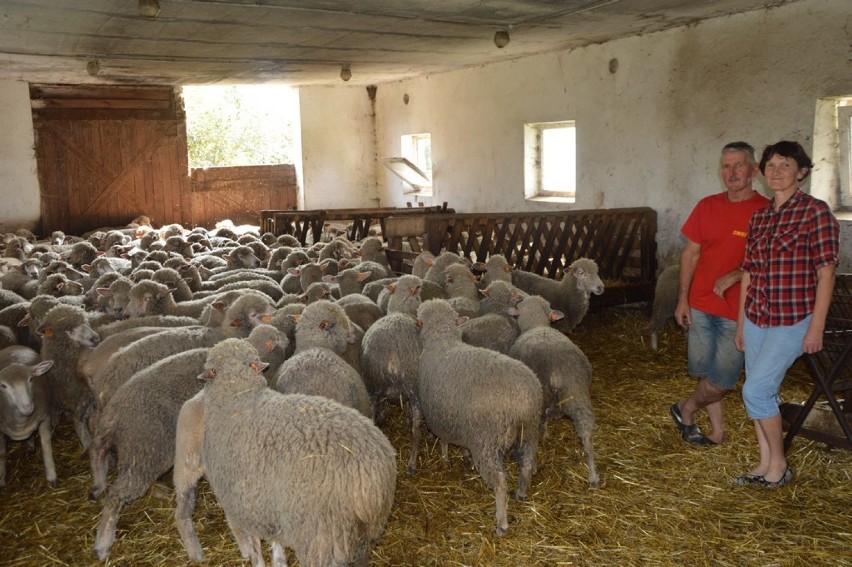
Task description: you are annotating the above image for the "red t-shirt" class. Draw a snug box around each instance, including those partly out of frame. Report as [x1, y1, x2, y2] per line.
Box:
[681, 191, 769, 320]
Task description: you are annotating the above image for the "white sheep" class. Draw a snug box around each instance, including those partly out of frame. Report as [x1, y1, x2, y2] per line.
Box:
[511, 257, 604, 332]
[176, 339, 396, 567]
[412, 299, 543, 536]
[272, 300, 372, 418]
[509, 295, 599, 487]
[37, 304, 100, 449]
[0, 360, 55, 486]
[648, 263, 680, 351]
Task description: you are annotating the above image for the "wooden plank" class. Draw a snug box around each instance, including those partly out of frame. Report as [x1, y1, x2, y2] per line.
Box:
[31, 98, 173, 111]
[30, 84, 174, 101]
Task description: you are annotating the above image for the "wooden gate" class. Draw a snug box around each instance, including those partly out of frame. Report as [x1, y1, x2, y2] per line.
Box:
[30, 84, 191, 235]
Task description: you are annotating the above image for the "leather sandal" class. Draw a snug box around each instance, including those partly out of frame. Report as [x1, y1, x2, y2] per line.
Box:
[733, 472, 764, 486]
[669, 403, 687, 433]
[758, 466, 794, 489]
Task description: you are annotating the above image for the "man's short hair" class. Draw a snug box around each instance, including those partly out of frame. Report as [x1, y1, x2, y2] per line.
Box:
[722, 141, 756, 164]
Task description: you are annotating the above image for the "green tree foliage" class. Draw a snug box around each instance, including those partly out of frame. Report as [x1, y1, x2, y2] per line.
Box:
[183, 85, 299, 168]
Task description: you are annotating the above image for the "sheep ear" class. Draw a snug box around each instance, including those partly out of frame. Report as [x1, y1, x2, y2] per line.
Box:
[357, 271, 371, 282]
[222, 254, 232, 262]
[507, 306, 519, 317]
[157, 287, 173, 300]
[287, 313, 301, 323]
[322, 275, 337, 284]
[549, 309, 565, 322]
[96, 288, 112, 297]
[230, 318, 242, 328]
[81, 264, 92, 273]
[503, 264, 513, 273]
[211, 301, 227, 312]
[32, 360, 54, 376]
[37, 324, 53, 338]
[385, 283, 397, 293]
[455, 316, 469, 327]
[422, 256, 435, 267]
[198, 368, 216, 382]
[287, 268, 301, 277]
[17, 314, 31, 327]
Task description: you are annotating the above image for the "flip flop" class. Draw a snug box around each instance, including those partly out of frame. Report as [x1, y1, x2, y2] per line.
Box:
[682, 424, 717, 446]
[669, 403, 687, 433]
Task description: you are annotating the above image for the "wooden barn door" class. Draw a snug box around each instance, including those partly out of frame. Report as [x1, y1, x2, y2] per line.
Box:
[30, 84, 191, 236]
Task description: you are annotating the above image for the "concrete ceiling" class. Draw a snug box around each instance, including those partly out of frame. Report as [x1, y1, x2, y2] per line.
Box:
[0, 0, 790, 87]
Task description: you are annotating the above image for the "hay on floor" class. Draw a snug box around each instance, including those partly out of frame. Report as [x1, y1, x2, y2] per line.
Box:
[1, 308, 850, 566]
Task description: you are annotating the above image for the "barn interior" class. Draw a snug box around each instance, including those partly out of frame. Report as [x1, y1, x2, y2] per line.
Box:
[0, 0, 851, 565]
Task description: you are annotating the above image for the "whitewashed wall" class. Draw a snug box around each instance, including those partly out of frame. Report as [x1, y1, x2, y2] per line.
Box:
[0, 80, 41, 233]
[300, 0, 852, 269]
[299, 86, 379, 209]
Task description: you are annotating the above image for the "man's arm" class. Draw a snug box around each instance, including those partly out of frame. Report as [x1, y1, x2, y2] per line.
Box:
[674, 239, 700, 329]
[712, 267, 744, 299]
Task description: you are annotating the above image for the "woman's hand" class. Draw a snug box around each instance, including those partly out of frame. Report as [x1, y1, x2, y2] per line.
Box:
[802, 325, 824, 354]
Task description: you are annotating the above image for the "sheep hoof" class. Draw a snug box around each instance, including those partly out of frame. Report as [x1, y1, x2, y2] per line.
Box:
[405, 465, 417, 476]
[46, 478, 58, 488]
[513, 490, 527, 501]
[88, 490, 100, 503]
[496, 525, 507, 537]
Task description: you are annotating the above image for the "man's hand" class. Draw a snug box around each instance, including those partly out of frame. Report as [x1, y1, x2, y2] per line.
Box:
[674, 300, 691, 330]
[713, 269, 742, 299]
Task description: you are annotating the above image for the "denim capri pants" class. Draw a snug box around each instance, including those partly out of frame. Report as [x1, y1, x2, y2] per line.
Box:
[687, 309, 743, 390]
[741, 315, 811, 420]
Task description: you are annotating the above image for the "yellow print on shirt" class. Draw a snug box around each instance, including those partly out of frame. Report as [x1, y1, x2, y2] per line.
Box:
[732, 230, 747, 238]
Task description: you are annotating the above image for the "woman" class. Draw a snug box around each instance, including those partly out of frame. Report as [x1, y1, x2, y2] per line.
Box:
[734, 140, 839, 489]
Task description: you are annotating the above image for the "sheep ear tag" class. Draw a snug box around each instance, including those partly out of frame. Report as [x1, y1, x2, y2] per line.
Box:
[249, 361, 269, 374]
[260, 313, 272, 324]
[231, 318, 242, 328]
[41, 327, 54, 339]
[319, 320, 334, 331]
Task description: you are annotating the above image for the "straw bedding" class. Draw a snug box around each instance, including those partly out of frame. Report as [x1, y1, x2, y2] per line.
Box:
[1, 307, 850, 566]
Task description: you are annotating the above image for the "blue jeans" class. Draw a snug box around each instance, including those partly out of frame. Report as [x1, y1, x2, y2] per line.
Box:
[741, 315, 811, 420]
[687, 309, 743, 389]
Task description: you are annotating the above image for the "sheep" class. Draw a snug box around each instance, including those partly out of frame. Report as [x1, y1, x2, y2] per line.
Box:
[323, 267, 370, 298]
[460, 280, 523, 354]
[88, 347, 209, 560]
[299, 281, 333, 304]
[124, 279, 232, 319]
[152, 267, 194, 302]
[176, 339, 396, 567]
[648, 263, 680, 351]
[93, 314, 200, 338]
[408, 251, 435, 278]
[443, 263, 481, 318]
[511, 257, 605, 333]
[82, 272, 122, 311]
[37, 304, 101, 449]
[90, 291, 272, 415]
[412, 299, 543, 536]
[246, 323, 290, 380]
[360, 274, 425, 422]
[423, 251, 465, 285]
[0, 325, 17, 350]
[508, 295, 599, 487]
[273, 300, 372, 418]
[64, 241, 99, 270]
[194, 278, 284, 303]
[354, 236, 393, 274]
[474, 254, 513, 289]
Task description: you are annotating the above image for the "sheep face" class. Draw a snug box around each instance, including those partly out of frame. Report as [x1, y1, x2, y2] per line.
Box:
[570, 260, 605, 296]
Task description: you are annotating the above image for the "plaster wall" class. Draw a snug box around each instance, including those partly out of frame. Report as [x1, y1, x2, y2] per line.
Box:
[300, 0, 852, 269]
[0, 80, 41, 233]
[299, 86, 379, 209]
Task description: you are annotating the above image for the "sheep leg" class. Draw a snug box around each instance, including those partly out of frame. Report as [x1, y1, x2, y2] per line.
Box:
[473, 451, 509, 536]
[73, 416, 92, 451]
[37, 419, 57, 486]
[174, 395, 206, 561]
[494, 471, 509, 536]
[271, 541, 288, 567]
[174, 481, 204, 562]
[514, 437, 538, 500]
[564, 399, 599, 487]
[94, 471, 159, 560]
[226, 516, 265, 567]
[406, 403, 422, 475]
[88, 437, 110, 501]
[93, 496, 124, 561]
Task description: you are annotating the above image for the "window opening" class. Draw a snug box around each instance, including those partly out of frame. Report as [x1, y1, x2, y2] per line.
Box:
[383, 133, 433, 196]
[524, 120, 576, 202]
[182, 84, 300, 168]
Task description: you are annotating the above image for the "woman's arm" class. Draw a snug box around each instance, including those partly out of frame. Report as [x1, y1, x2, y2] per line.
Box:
[735, 271, 750, 352]
[802, 263, 836, 354]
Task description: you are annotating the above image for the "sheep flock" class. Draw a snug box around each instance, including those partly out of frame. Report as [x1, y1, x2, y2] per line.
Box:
[0, 218, 610, 565]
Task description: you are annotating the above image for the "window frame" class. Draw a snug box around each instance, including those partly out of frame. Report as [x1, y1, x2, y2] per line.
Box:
[524, 120, 576, 203]
[838, 103, 852, 209]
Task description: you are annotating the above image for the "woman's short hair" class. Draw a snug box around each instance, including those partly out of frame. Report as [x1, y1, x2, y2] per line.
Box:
[759, 140, 814, 179]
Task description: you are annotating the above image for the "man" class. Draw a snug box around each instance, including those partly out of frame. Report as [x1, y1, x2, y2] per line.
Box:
[669, 142, 769, 445]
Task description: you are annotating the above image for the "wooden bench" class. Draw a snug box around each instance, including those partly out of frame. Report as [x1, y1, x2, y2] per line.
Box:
[384, 207, 658, 307]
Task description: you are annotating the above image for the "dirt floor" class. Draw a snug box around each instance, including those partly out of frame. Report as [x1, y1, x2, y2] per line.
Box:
[1, 307, 850, 566]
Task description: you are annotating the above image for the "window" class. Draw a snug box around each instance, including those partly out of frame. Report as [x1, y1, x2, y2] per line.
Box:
[182, 84, 300, 168]
[524, 120, 576, 202]
[383, 133, 432, 196]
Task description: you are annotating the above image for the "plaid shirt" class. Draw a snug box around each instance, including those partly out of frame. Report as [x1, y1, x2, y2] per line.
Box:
[742, 190, 839, 327]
